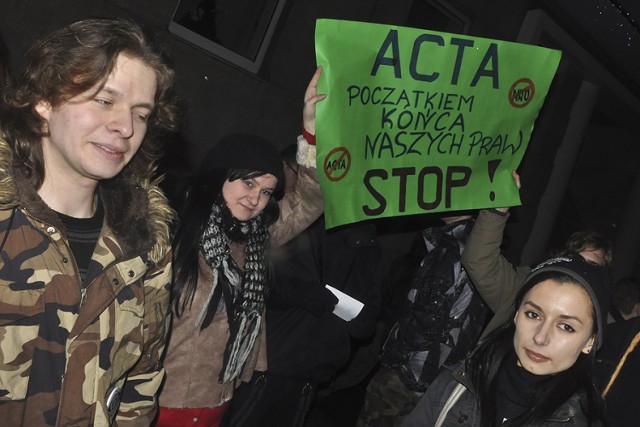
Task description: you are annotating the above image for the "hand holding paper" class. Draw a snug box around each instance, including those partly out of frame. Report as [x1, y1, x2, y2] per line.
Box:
[326, 284, 364, 321]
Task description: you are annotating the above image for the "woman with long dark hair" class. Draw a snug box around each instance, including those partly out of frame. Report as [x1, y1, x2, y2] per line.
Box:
[156, 69, 325, 426]
[402, 256, 609, 426]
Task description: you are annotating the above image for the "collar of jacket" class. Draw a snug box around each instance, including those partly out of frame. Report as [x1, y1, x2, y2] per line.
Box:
[423, 218, 475, 252]
[452, 363, 581, 424]
[0, 138, 174, 262]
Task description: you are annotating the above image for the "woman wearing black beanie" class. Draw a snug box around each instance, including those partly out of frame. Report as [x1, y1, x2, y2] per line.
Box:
[157, 69, 325, 426]
[402, 255, 610, 427]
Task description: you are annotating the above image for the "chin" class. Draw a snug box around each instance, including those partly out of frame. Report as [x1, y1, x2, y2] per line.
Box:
[231, 212, 253, 222]
[87, 165, 126, 180]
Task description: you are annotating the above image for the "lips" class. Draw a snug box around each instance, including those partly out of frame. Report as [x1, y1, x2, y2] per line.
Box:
[239, 204, 254, 213]
[525, 349, 550, 363]
[95, 143, 126, 158]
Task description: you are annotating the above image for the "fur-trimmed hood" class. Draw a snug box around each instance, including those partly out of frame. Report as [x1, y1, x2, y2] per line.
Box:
[0, 137, 174, 262]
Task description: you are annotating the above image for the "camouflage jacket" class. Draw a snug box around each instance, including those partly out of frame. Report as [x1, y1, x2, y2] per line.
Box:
[0, 139, 173, 426]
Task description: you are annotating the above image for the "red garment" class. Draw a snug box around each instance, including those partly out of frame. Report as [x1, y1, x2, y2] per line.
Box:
[156, 404, 229, 427]
[301, 126, 316, 145]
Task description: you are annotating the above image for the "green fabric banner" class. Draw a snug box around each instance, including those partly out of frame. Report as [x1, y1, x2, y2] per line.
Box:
[314, 19, 561, 229]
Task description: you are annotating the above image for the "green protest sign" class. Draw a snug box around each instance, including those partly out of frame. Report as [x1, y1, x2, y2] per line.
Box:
[314, 19, 561, 229]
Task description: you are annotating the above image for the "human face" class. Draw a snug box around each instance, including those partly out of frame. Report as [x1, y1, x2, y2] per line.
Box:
[36, 54, 156, 188]
[222, 173, 278, 221]
[513, 279, 595, 376]
[579, 247, 606, 266]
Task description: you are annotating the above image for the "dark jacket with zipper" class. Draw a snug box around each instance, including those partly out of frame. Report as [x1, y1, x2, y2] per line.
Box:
[402, 363, 598, 427]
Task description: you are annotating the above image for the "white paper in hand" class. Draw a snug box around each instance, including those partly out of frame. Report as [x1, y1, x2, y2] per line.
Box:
[325, 284, 364, 321]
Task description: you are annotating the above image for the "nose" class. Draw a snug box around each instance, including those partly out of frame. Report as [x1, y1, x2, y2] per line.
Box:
[533, 322, 551, 346]
[108, 108, 134, 138]
[247, 189, 260, 206]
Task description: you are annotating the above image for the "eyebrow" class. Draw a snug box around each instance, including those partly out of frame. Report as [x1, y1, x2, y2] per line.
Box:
[245, 177, 275, 191]
[522, 300, 585, 325]
[102, 86, 155, 110]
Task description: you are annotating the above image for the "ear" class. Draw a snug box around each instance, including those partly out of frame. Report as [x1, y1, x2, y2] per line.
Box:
[35, 100, 52, 120]
[581, 335, 595, 355]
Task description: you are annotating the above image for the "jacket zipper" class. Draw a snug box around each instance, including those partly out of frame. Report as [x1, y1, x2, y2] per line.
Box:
[20, 206, 159, 426]
[21, 208, 152, 307]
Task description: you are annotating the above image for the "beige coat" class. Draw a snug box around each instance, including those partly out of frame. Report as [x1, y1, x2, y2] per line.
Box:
[159, 163, 323, 409]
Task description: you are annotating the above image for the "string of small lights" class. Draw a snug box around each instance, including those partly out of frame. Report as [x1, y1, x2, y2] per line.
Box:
[607, 0, 640, 34]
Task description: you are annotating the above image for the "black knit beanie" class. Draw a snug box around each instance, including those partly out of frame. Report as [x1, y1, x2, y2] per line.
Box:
[200, 133, 285, 199]
[519, 255, 610, 349]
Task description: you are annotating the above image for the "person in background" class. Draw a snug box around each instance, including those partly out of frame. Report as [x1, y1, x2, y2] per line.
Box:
[0, 18, 179, 425]
[403, 256, 609, 426]
[596, 276, 640, 427]
[224, 210, 382, 427]
[156, 68, 325, 427]
[608, 276, 640, 321]
[359, 213, 490, 427]
[552, 230, 613, 270]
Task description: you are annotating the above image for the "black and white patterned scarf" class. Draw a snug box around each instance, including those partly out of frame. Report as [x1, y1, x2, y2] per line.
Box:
[197, 198, 269, 383]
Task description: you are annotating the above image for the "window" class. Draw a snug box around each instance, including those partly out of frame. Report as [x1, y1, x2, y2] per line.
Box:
[169, 0, 287, 73]
[405, 0, 471, 34]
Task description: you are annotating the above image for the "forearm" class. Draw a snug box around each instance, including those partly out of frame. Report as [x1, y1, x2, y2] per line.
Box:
[461, 209, 519, 313]
[270, 136, 323, 246]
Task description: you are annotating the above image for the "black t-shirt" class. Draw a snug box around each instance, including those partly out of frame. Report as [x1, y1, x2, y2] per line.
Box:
[57, 201, 104, 284]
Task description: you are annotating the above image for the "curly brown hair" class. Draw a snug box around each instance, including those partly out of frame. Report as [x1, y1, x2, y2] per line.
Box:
[2, 17, 180, 188]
